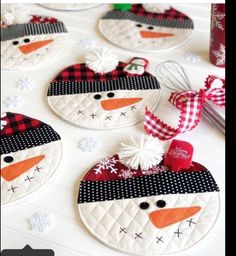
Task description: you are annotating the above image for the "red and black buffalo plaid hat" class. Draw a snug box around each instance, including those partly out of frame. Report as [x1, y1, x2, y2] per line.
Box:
[1, 112, 61, 155]
[47, 60, 160, 97]
[1, 15, 67, 42]
[101, 4, 194, 29]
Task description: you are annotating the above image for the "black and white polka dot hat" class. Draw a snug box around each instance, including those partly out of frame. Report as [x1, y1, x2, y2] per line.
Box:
[78, 154, 219, 204]
[0, 112, 61, 155]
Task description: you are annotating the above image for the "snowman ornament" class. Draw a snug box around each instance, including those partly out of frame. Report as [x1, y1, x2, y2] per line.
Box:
[99, 4, 194, 52]
[123, 57, 149, 76]
[1, 7, 69, 70]
[78, 135, 220, 255]
[47, 48, 161, 129]
[1, 112, 62, 206]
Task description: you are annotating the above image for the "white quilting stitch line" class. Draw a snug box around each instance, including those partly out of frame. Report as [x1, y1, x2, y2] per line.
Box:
[87, 202, 137, 243]
[1, 141, 62, 206]
[48, 90, 161, 129]
[79, 191, 220, 254]
[154, 193, 219, 252]
[99, 20, 193, 53]
[1, 34, 70, 70]
[181, 193, 220, 249]
[119, 202, 157, 250]
[96, 203, 151, 251]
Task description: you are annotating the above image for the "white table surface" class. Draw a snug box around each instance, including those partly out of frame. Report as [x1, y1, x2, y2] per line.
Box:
[1, 3, 225, 256]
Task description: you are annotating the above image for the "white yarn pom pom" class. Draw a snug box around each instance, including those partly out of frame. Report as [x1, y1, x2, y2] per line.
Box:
[85, 47, 119, 74]
[118, 134, 164, 171]
[143, 4, 171, 14]
[1, 7, 31, 26]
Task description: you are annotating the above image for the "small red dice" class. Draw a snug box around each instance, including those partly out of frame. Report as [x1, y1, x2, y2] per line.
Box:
[164, 140, 194, 172]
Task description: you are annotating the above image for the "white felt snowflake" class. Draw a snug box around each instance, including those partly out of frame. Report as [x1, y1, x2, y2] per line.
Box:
[184, 52, 201, 62]
[79, 38, 97, 48]
[78, 137, 99, 152]
[142, 165, 168, 175]
[94, 156, 118, 175]
[3, 96, 25, 109]
[118, 168, 137, 179]
[211, 5, 225, 30]
[29, 212, 54, 233]
[212, 43, 225, 65]
[16, 78, 36, 91]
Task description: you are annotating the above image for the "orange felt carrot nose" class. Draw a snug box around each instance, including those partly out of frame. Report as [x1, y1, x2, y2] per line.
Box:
[101, 98, 142, 110]
[19, 39, 54, 54]
[149, 206, 201, 228]
[1, 155, 45, 181]
[140, 31, 175, 39]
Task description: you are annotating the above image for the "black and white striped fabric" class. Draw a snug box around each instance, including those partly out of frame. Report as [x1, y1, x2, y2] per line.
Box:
[47, 76, 160, 96]
[1, 22, 67, 42]
[78, 170, 220, 203]
[102, 11, 194, 29]
[1, 126, 61, 155]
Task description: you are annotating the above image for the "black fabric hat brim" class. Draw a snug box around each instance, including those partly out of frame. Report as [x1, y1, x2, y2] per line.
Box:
[102, 11, 194, 29]
[78, 170, 219, 204]
[1, 22, 67, 42]
[47, 76, 160, 96]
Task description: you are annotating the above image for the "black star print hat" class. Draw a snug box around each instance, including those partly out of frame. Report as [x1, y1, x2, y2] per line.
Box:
[0, 112, 61, 155]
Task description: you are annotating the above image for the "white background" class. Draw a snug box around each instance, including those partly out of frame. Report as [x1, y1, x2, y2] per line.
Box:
[1, 2, 225, 256]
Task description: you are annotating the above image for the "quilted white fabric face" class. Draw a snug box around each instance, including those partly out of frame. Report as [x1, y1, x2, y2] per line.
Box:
[79, 192, 220, 255]
[1, 141, 62, 206]
[1, 33, 69, 70]
[39, 3, 102, 11]
[99, 19, 193, 52]
[48, 89, 161, 129]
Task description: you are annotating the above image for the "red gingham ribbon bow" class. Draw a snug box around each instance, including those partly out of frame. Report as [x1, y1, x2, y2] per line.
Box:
[144, 75, 225, 140]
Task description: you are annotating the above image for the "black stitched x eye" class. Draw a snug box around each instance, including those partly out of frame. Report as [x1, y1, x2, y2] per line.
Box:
[94, 94, 102, 100]
[107, 92, 115, 98]
[136, 24, 142, 28]
[139, 202, 149, 210]
[24, 38, 30, 43]
[12, 41, 19, 45]
[4, 156, 14, 163]
[147, 26, 154, 30]
[156, 200, 166, 208]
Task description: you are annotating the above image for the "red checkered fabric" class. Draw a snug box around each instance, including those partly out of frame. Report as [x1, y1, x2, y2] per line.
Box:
[144, 75, 225, 140]
[204, 75, 225, 106]
[131, 4, 190, 21]
[30, 15, 59, 24]
[53, 62, 151, 82]
[1, 112, 43, 137]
